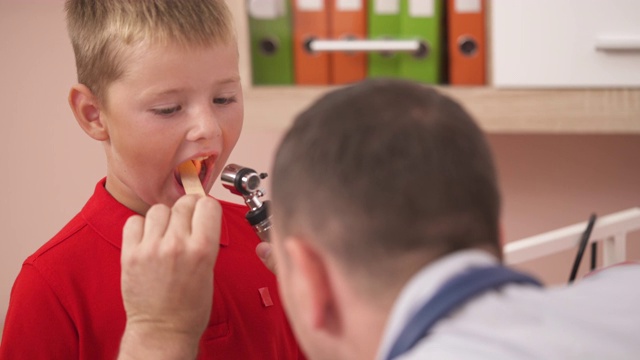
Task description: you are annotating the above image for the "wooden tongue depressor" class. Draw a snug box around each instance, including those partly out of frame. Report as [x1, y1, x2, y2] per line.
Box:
[178, 160, 206, 196]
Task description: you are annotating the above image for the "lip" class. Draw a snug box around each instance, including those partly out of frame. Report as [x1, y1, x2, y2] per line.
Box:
[174, 152, 219, 191]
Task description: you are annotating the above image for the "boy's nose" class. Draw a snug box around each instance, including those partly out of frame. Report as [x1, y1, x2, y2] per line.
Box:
[186, 109, 222, 142]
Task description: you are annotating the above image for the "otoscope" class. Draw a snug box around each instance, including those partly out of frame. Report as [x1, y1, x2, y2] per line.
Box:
[220, 164, 272, 242]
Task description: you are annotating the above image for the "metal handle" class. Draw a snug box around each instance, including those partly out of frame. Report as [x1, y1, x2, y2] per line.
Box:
[595, 36, 640, 52]
[308, 39, 422, 53]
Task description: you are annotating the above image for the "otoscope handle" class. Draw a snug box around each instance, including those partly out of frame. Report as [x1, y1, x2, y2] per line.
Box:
[246, 201, 272, 242]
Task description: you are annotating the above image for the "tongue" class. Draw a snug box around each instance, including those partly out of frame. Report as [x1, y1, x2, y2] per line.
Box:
[178, 160, 206, 196]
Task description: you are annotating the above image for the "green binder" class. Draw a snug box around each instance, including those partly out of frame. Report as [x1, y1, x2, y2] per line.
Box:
[398, 0, 443, 84]
[367, 0, 443, 84]
[367, 0, 402, 78]
[248, 0, 294, 85]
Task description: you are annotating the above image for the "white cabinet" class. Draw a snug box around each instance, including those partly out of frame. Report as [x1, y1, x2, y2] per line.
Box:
[491, 0, 640, 88]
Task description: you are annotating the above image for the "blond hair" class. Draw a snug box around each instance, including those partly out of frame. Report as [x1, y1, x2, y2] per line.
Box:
[65, 0, 235, 101]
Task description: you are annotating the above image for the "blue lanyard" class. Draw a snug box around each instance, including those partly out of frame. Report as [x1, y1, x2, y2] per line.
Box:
[386, 265, 542, 360]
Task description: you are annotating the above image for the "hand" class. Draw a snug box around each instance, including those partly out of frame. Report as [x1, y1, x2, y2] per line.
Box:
[119, 195, 222, 359]
[256, 242, 277, 274]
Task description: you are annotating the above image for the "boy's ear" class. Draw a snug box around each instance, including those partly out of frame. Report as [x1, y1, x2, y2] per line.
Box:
[285, 238, 341, 335]
[68, 84, 109, 141]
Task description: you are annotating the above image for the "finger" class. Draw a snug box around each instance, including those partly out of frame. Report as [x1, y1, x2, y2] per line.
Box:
[143, 203, 171, 244]
[256, 242, 277, 274]
[122, 214, 144, 258]
[191, 197, 222, 259]
[166, 195, 199, 239]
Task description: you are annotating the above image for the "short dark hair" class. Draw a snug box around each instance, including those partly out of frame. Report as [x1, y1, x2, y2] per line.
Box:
[272, 79, 501, 288]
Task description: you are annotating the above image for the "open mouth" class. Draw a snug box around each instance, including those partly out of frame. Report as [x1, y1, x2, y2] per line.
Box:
[176, 156, 210, 188]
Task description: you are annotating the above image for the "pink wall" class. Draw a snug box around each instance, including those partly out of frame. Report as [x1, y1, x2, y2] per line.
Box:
[489, 134, 640, 283]
[1, 1, 638, 334]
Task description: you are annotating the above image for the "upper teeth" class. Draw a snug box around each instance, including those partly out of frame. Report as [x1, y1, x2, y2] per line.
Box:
[194, 156, 209, 161]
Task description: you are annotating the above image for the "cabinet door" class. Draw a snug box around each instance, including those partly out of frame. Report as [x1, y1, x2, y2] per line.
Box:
[491, 0, 640, 88]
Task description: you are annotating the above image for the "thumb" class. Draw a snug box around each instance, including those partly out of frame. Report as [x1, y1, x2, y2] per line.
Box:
[256, 242, 277, 274]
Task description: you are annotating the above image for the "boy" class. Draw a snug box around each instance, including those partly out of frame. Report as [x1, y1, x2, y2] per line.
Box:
[0, 1, 302, 359]
[119, 79, 640, 359]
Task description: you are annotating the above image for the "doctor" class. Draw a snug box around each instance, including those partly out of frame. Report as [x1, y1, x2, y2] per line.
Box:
[118, 79, 640, 359]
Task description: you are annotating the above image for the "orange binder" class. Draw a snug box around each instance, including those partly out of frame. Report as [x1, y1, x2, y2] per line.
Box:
[292, 0, 330, 85]
[447, 0, 486, 85]
[328, 0, 367, 84]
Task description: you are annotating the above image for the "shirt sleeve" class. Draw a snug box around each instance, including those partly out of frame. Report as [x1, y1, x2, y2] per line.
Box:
[0, 263, 79, 359]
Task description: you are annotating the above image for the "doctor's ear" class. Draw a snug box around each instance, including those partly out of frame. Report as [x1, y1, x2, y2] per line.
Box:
[68, 84, 109, 141]
[285, 238, 341, 333]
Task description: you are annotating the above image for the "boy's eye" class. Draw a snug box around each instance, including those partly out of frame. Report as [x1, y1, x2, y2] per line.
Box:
[213, 97, 236, 105]
[152, 105, 181, 115]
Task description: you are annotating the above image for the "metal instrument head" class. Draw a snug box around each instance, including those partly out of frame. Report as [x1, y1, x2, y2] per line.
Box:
[221, 164, 267, 196]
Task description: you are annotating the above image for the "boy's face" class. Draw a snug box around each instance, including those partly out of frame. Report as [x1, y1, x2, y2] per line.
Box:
[100, 41, 243, 214]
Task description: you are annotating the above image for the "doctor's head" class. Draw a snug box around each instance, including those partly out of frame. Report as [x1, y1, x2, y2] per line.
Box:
[270, 78, 502, 359]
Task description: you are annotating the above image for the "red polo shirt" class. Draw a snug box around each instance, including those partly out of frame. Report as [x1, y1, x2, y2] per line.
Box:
[0, 179, 303, 359]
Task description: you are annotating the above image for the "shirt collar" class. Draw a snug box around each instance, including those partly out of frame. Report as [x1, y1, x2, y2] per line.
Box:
[376, 249, 499, 360]
[82, 178, 230, 249]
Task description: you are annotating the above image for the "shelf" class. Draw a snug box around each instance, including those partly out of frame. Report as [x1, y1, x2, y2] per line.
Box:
[229, 1, 640, 134]
[244, 86, 640, 134]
